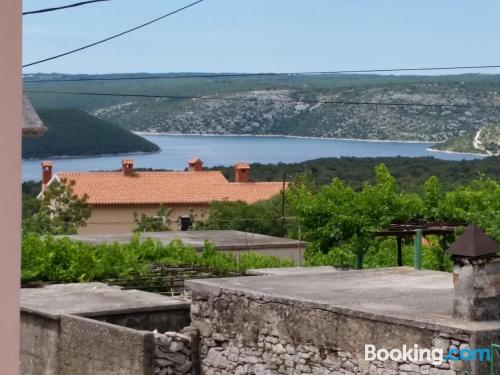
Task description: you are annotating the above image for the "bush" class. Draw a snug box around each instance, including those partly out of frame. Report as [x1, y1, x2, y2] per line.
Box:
[21, 234, 293, 284]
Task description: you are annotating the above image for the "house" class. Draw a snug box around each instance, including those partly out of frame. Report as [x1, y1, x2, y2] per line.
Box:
[40, 159, 286, 234]
[22, 95, 46, 137]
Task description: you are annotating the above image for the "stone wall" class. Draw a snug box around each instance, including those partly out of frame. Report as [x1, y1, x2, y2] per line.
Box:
[21, 305, 192, 375]
[153, 327, 200, 375]
[190, 290, 479, 375]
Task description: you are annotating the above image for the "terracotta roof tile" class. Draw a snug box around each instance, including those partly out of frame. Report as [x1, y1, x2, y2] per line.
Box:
[56, 171, 284, 205]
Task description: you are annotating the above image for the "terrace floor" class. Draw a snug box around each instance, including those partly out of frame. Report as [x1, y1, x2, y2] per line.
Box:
[187, 267, 500, 334]
[21, 282, 190, 318]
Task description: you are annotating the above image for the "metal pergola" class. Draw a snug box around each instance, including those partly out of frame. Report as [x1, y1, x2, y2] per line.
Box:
[376, 220, 461, 268]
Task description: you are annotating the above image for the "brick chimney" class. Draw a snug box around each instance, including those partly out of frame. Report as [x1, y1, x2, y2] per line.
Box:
[188, 158, 203, 172]
[235, 163, 250, 183]
[122, 159, 134, 176]
[41, 161, 52, 190]
[448, 224, 500, 321]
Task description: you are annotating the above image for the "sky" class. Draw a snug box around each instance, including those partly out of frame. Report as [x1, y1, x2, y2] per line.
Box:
[22, 0, 500, 75]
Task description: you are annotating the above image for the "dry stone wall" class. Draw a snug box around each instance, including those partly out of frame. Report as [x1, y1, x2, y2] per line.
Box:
[153, 327, 200, 375]
[190, 290, 475, 375]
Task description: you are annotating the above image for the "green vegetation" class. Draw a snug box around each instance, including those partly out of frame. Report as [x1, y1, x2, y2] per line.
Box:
[22, 108, 159, 159]
[202, 164, 500, 271]
[133, 205, 172, 232]
[432, 134, 478, 154]
[23, 179, 91, 235]
[210, 155, 500, 193]
[21, 235, 293, 284]
[432, 124, 500, 155]
[25, 73, 500, 143]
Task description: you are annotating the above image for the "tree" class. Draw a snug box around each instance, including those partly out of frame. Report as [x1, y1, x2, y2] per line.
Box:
[133, 205, 172, 232]
[289, 164, 427, 269]
[423, 176, 441, 221]
[23, 178, 91, 235]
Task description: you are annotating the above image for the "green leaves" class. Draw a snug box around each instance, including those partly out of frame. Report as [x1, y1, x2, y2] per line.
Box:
[21, 234, 293, 284]
[290, 164, 500, 270]
[23, 178, 91, 235]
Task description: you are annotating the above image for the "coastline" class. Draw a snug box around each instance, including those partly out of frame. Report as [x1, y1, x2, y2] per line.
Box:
[425, 147, 487, 157]
[22, 150, 160, 162]
[134, 131, 435, 144]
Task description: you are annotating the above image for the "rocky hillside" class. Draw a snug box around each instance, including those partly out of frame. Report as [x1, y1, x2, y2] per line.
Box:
[25, 73, 500, 143]
[432, 124, 500, 155]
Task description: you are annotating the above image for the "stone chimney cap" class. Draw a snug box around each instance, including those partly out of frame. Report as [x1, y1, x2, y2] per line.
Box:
[447, 224, 500, 258]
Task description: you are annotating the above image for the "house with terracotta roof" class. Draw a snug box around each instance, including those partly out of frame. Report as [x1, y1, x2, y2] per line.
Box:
[39, 159, 286, 234]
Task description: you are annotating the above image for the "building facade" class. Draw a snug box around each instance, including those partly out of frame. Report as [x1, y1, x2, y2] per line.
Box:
[40, 159, 286, 234]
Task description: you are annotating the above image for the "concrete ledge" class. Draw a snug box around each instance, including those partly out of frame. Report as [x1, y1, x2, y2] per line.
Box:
[187, 267, 500, 335]
[21, 282, 190, 319]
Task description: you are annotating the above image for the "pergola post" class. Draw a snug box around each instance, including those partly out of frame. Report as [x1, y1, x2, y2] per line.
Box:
[396, 236, 403, 266]
[0, 1, 22, 374]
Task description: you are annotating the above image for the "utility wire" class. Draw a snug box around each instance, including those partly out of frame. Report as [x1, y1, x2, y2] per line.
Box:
[22, 0, 205, 68]
[24, 89, 500, 109]
[23, 64, 500, 83]
[23, 0, 110, 15]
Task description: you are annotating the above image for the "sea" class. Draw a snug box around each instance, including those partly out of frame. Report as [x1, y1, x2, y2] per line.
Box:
[22, 134, 483, 181]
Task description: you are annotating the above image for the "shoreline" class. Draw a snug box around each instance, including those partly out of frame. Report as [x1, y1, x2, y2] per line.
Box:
[135, 131, 488, 157]
[22, 150, 160, 162]
[425, 147, 487, 157]
[134, 131, 435, 144]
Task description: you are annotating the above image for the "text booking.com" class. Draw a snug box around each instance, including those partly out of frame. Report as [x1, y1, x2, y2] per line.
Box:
[365, 344, 491, 365]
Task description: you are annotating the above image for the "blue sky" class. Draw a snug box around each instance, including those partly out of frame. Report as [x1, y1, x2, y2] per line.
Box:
[23, 0, 500, 74]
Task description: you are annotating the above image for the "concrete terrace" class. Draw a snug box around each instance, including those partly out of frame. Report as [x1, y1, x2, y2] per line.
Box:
[187, 267, 500, 334]
[60, 230, 305, 251]
[21, 282, 190, 318]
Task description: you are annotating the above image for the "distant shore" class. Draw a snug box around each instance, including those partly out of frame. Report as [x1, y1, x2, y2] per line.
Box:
[426, 147, 487, 157]
[134, 131, 435, 144]
[136, 131, 488, 157]
[22, 150, 160, 162]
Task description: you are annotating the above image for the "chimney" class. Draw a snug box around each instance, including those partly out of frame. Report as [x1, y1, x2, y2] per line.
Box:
[188, 158, 203, 172]
[122, 159, 134, 176]
[234, 163, 251, 183]
[41, 161, 53, 190]
[448, 224, 500, 321]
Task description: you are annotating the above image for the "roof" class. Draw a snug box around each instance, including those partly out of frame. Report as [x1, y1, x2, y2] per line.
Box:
[447, 224, 500, 258]
[21, 282, 189, 319]
[55, 171, 285, 205]
[22, 95, 46, 137]
[58, 230, 306, 251]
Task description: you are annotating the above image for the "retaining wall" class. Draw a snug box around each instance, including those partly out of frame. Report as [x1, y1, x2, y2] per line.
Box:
[189, 288, 500, 375]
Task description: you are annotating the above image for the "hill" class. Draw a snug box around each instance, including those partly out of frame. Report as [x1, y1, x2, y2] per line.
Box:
[22, 108, 160, 159]
[431, 124, 500, 155]
[25, 73, 500, 145]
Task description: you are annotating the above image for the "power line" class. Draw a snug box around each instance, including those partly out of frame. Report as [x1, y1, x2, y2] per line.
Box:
[23, 0, 110, 15]
[22, 0, 205, 68]
[24, 89, 500, 109]
[23, 64, 500, 83]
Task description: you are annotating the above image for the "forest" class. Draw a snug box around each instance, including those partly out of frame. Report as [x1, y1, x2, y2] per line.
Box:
[211, 155, 500, 192]
[22, 108, 159, 159]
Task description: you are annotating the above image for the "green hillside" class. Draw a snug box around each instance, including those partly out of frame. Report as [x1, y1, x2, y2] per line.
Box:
[22, 108, 160, 159]
[24, 73, 500, 143]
